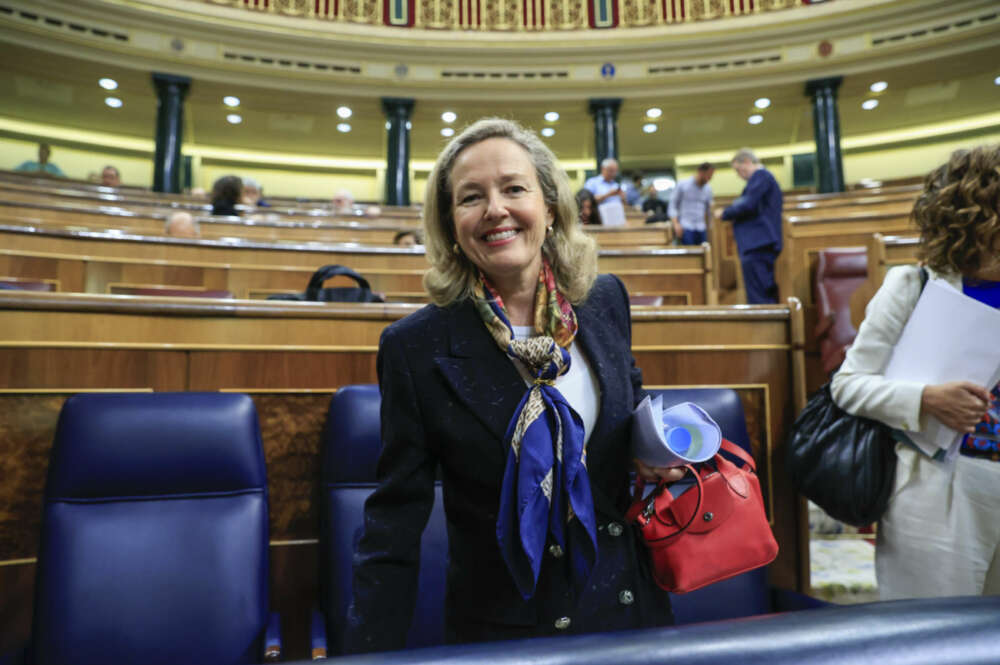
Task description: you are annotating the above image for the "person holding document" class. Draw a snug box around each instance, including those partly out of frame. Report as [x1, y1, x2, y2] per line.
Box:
[831, 145, 1000, 600]
[584, 158, 627, 226]
[345, 119, 681, 653]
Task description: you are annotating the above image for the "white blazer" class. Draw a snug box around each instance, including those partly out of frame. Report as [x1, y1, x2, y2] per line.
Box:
[830, 265, 962, 433]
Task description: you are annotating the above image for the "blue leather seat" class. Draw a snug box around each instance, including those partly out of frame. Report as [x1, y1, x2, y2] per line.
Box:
[27, 392, 279, 665]
[318, 385, 448, 656]
[315, 385, 811, 656]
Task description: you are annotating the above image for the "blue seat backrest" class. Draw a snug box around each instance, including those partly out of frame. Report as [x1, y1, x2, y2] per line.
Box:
[321, 385, 448, 654]
[33, 392, 270, 665]
[648, 387, 771, 623]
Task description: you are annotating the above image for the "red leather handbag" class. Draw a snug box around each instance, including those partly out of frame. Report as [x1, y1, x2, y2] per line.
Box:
[626, 439, 778, 593]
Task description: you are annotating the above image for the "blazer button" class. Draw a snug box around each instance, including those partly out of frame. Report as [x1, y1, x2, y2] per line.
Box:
[548, 544, 564, 558]
[618, 590, 635, 605]
[607, 522, 623, 537]
[554, 616, 571, 630]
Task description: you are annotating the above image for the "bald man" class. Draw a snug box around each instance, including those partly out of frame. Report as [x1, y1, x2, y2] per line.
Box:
[164, 212, 200, 238]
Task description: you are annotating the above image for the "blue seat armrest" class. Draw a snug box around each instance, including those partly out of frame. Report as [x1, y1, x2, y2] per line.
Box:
[263, 612, 282, 662]
[771, 587, 832, 612]
[311, 609, 328, 660]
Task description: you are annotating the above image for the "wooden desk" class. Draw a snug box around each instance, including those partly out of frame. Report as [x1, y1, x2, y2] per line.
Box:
[0, 225, 712, 305]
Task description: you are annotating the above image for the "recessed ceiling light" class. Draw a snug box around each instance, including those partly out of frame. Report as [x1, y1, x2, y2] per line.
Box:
[748, 114, 764, 125]
[104, 97, 123, 109]
[642, 123, 658, 133]
[541, 127, 555, 137]
[337, 106, 352, 119]
[544, 111, 560, 122]
[406, 121, 412, 130]
[99, 78, 118, 90]
[223, 96, 240, 108]
[862, 99, 879, 110]
[441, 111, 457, 123]
[869, 81, 888, 93]
[994, 75, 1000, 86]
[441, 127, 455, 137]
[754, 97, 771, 109]
[645, 108, 662, 119]
[226, 113, 242, 124]
[337, 123, 352, 132]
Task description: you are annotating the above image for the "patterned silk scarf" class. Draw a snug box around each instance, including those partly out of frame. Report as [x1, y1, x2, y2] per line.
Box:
[474, 257, 598, 600]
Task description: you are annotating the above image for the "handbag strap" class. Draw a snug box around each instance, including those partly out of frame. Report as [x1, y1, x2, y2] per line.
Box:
[720, 439, 756, 472]
[626, 466, 705, 543]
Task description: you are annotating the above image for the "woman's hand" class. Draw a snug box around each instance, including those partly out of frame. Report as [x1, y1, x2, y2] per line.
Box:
[921, 381, 991, 433]
[634, 458, 687, 484]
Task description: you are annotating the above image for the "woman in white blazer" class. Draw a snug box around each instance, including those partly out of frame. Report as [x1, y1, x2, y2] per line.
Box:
[831, 145, 1000, 600]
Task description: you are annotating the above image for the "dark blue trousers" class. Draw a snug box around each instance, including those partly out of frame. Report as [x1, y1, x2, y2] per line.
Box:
[680, 229, 707, 246]
[740, 247, 779, 304]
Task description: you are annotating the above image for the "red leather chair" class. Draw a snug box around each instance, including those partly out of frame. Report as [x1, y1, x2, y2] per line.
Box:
[814, 249, 867, 375]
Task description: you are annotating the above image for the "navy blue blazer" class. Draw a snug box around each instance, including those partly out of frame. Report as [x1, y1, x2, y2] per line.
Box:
[345, 274, 672, 653]
[721, 168, 783, 254]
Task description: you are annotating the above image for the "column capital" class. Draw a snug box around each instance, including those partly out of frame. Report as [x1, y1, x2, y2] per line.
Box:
[152, 72, 191, 95]
[381, 97, 415, 116]
[588, 98, 623, 115]
[805, 76, 843, 96]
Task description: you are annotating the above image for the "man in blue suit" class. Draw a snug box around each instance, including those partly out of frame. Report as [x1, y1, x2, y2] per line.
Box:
[721, 149, 783, 304]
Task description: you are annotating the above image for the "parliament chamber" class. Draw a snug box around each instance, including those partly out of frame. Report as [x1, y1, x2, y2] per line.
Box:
[2, 0, 1000, 661]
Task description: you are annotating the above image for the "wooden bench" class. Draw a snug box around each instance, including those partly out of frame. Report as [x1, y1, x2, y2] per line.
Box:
[0, 289, 808, 657]
[0, 225, 714, 305]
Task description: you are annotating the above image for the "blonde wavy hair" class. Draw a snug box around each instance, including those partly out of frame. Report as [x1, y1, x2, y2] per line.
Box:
[914, 145, 1000, 277]
[422, 117, 598, 306]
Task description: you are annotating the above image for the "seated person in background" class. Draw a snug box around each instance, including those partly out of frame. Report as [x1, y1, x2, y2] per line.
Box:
[241, 177, 270, 207]
[669, 162, 714, 245]
[392, 230, 421, 247]
[642, 186, 669, 225]
[575, 188, 602, 225]
[101, 165, 121, 187]
[15, 143, 66, 178]
[164, 211, 200, 238]
[332, 189, 356, 215]
[211, 175, 243, 216]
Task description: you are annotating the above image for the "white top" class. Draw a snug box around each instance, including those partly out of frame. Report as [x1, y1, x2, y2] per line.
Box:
[668, 176, 714, 232]
[511, 325, 601, 444]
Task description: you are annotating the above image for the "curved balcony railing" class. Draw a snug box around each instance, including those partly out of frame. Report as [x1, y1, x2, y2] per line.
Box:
[207, 0, 822, 31]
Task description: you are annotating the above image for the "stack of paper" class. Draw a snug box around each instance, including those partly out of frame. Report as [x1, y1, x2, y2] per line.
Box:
[883, 278, 1000, 459]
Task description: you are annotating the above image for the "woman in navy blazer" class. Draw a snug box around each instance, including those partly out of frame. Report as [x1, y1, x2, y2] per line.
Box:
[345, 119, 679, 653]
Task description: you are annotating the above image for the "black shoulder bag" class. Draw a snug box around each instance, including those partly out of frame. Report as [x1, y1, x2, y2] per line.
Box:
[786, 267, 927, 527]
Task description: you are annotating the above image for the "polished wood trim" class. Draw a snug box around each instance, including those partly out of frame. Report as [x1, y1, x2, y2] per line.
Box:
[0, 342, 381, 352]
[0, 388, 153, 393]
[631, 305, 791, 321]
[632, 344, 792, 351]
[218, 388, 340, 393]
[0, 290, 421, 320]
[270, 539, 320, 547]
[0, 558, 36, 567]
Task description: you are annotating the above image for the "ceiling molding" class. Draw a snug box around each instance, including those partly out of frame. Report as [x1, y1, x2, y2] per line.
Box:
[1, 0, 997, 100]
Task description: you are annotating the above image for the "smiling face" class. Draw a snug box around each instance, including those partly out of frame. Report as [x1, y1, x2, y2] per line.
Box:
[450, 137, 553, 293]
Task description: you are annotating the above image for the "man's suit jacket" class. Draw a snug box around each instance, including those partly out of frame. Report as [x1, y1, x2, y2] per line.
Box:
[721, 168, 783, 254]
[345, 274, 672, 653]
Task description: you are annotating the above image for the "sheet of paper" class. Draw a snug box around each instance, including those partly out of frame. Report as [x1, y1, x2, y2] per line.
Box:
[883, 278, 1000, 457]
[631, 396, 721, 467]
[598, 198, 626, 227]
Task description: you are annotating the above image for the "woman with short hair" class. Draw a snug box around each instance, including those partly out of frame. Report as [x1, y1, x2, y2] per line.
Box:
[346, 118, 680, 653]
[831, 144, 1000, 599]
